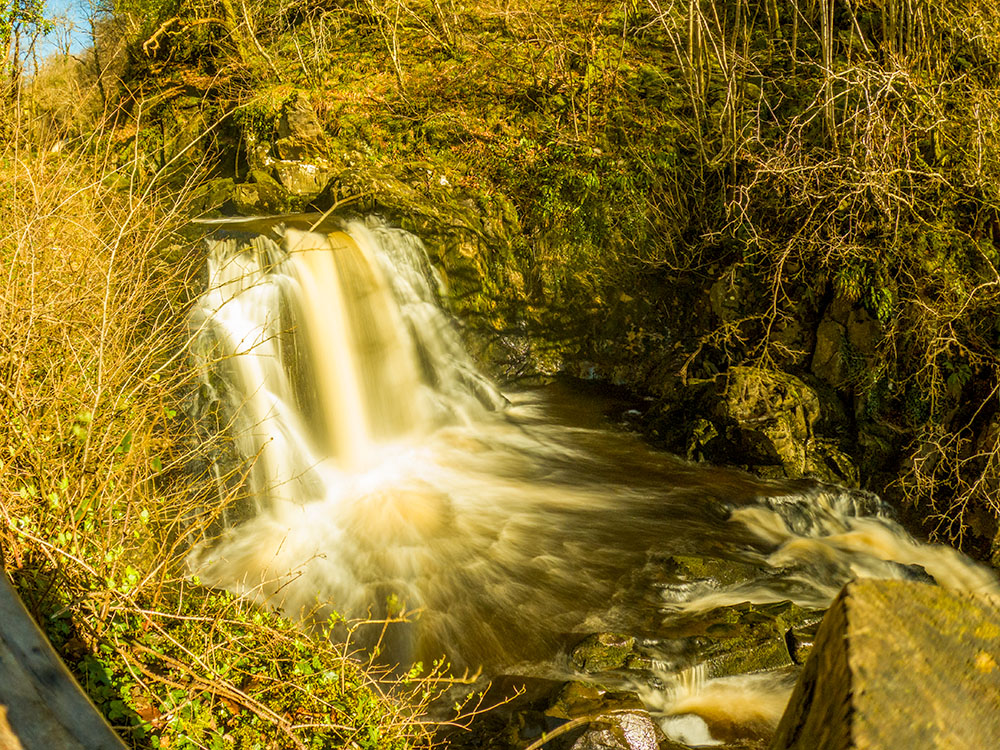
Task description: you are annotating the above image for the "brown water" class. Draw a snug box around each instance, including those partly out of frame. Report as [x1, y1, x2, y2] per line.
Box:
[188, 217, 999, 746]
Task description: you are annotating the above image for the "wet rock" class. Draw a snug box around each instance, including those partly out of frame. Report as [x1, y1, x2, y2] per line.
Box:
[668, 555, 758, 587]
[543, 682, 683, 750]
[770, 579, 1000, 749]
[803, 439, 859, 487]
[567, 710, 681, 750]
[571, 633, 637, 673]
[661, 600, 824, 679]
[454, 678, 682, 750]
[546, 681, 642, 719]
[652, 367, 857, 486]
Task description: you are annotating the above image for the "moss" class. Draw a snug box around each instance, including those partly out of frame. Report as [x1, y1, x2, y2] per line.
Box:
[570, 632, 638, 674]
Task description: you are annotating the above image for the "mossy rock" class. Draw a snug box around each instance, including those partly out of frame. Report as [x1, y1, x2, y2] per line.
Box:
[234, 169, 295, 214]
[668, 555, 759, 587]
[190, 177, 234, 215]
[571, 632, 638, 673]
[713, 366, 857, 485]
[662, 600, 824, 679]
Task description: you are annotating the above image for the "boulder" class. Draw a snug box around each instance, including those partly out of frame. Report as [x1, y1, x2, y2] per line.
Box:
[274, 92, 327, 160]
[190, 177, 234, 215]
[667, 554, 759, 587]
[273, 160, 332, 198]
[660, 600, 823, 679]
[458, 678, 683, 750]
[234, 169, 292, 214]
[656, 366, 857, 485]
[770, 579, 1000, 749]
[571, 632, 639, 673]
[714, 366, 858, 485]
[566, 710, 680, 750]
[542, 682, 684, 750]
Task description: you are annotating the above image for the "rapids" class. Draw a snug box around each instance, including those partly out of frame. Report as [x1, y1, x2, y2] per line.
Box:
[187, 216, 999, 746]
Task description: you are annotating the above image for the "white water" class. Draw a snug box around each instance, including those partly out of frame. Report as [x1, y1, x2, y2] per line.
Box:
[188, 217, 999, 746]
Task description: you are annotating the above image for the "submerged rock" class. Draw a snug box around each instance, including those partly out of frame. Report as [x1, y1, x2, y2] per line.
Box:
[770, 579, 1000, 749]
[668, 555, 759, 587]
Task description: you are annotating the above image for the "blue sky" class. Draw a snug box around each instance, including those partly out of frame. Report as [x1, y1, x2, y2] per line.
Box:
[34, 0, 92, 59]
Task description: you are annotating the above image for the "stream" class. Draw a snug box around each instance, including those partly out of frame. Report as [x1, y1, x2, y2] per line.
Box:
[186, 216, 999, 748]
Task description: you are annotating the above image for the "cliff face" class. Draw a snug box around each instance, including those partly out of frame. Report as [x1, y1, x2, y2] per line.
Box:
[69, 0, 1000, 561]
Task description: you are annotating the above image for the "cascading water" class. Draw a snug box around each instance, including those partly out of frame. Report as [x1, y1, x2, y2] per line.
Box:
[188, 216, 999, 747]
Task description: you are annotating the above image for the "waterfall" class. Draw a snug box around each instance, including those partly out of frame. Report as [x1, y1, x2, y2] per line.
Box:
[187, 216, 999, 743]
[188, 218, 503, 508]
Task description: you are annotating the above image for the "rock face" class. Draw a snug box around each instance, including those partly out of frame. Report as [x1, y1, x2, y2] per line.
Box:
[810, 296, 883, 391]
[770, 579, 1000, 750]
[274, 91, 327, 160]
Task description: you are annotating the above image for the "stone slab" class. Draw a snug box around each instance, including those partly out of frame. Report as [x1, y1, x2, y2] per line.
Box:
[770, 579, 1000, 749]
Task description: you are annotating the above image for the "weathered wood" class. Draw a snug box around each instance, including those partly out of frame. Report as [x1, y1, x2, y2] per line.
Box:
[770, 579, 1000, 750]
[0, 571, 127, 750]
